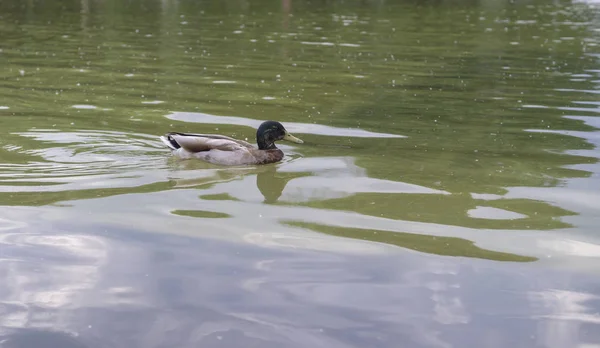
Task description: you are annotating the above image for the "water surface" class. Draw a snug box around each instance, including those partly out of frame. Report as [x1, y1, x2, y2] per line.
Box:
[1, 0, 600, 347]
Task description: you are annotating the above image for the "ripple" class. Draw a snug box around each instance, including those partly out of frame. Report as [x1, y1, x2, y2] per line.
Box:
[0, 129, 169, 194]
[0, 217, 27, 232]
[300, 41, 335, 46]
[298, 41, 362, 48]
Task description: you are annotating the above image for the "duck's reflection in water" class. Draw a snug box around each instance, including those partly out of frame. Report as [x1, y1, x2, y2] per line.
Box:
[256, 166, 307, 204]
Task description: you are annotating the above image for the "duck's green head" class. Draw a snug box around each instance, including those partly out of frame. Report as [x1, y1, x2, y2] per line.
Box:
[256, 121, 303, 150]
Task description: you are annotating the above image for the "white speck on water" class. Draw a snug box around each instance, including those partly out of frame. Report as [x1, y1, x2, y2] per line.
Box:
[141, 100, 165, 104]
[0, 106, 9, 110]
[145, 34, 153, 37]
[262, 96, 276, 100]
[19, 70, 24, 76]
[213, 80, 236, 84]
[72, 104, 97, 109]
[125, 73, 134, 77]
[250, 39, 257, 42]
[355, 75, 365, 78]
[233, 30, 243, 34]
[516, 19, 537, 25]
[339, 43, 361, 47]
[268, 39, 275, 43]
[88, 325, 92, 329]
[62, 35, 69, 38]
[135, 29, 139, 33]
[180, 21, 188, 25]
[510, 42, 520, 45]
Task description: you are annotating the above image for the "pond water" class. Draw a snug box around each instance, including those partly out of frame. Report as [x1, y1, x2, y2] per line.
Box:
[1, 0, 600, 347]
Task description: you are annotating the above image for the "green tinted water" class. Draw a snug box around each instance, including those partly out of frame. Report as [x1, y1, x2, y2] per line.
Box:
[1, 0, 600, 347]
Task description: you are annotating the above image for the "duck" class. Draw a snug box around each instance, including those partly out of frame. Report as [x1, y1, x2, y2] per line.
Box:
[160, 120, 304, 166]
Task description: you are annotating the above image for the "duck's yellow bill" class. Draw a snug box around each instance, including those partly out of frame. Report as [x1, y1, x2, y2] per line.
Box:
[283, 132, 303, 144]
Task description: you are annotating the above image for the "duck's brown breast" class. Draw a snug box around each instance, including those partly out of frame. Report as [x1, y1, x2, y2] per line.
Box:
[255, 149, 284, 164]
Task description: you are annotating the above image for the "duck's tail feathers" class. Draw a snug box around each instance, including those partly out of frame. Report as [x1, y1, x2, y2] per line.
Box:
[160, 133, 182, 150]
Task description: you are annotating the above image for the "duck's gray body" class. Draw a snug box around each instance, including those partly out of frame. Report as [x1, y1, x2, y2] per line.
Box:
[160, 132, 284, 166]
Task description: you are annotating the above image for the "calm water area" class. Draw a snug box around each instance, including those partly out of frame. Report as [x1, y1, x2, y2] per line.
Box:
[1, 0, 600, 347]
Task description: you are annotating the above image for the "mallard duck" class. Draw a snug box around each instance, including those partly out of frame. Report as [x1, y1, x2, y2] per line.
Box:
[160, 120, 304, 166]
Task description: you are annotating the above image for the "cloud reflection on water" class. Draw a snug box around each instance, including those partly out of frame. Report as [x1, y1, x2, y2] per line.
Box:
[0, 220, 599, 347]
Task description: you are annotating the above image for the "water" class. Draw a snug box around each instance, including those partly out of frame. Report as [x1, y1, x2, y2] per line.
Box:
[1, 0, 600, 347]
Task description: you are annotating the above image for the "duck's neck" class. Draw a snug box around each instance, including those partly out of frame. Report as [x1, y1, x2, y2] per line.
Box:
[257, 138, 277, 150]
